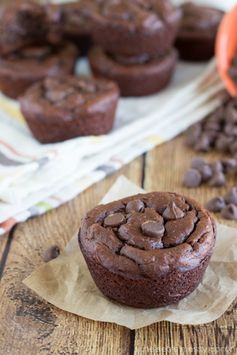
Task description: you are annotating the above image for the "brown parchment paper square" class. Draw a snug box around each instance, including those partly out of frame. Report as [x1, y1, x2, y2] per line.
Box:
[24, 176, 237, 329]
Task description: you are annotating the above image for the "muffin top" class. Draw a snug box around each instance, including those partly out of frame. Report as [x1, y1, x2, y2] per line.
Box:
[179, 2, 223, 34]
[46, 1, 95, 36]
[79, 192, 215, 279]
[0, 0, 48, 53]
[20, 75, 119, 112]
[88, 0, 181, 31]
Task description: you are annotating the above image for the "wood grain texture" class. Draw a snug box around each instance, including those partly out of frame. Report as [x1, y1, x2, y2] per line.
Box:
[134, 135, 237, 355]
[0, 158, 143, 355]
[0, 233, 9, 278]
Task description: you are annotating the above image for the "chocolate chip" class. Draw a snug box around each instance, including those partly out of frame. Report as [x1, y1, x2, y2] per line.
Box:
[191, 157, 206, 170]
[226, 104, 237, 123]
[222, 159, 237, 173]
[215, 134, 233, 152]
[224, 123, 237, 137]
[230, 141, 237, 155]
[104, 213, 125, 227]
[183, 169, 202, 188]
[224, 187, 237, 205]
[199, 164, 213, 182]
[211, 161, 223, 173]
[42, 245, 60, 263]
[141, 220, 165, 238]
[221, 204, 237, 220]
[185, 124, 201, 147]
[163, 202, 185, 220]
[126, 199, 144, 213]
[190, 158, 212, 182]
[206, 196, 226, 212]
[208, 171, 226, 187]
[194, 134, 211, 152]
[204, 120, 220, 131]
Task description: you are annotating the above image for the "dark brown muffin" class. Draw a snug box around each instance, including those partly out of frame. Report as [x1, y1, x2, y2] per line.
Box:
[20, 76, 119, 143]
[45, 1, 94, 55]
[89, 46, 177, 96]
[0, 0, 49, 55]
[79, 192, 216, 308]
[0, 43, 78, 99]
[175, 2, 224, 62]
[88, 0, 181, 56]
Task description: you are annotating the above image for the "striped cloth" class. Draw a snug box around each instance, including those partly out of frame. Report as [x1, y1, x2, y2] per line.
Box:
[0, 59, 225, 235]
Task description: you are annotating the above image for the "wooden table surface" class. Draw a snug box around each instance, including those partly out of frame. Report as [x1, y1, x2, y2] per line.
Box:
[0, 135, 236, 355]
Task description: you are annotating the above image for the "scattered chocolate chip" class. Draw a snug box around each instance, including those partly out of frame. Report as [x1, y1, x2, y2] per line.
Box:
[104, 213, 125, 227]
[208, 171, 226, 187]
[183, 168, 202, 188]
[211, 161, 223, 173]
[206, 196, 226, 212]
[190, 158, 212, 182]
[163, 202, 185, 220]
[204, 120, 220, 131]
[224, 123, 237, 137]
[141, 220, 165, 238]
[190, 157, 206, 170]
[226, 104, 237, 123]
[185, 124, 201, 147]
[194, 134, 211, 152]
[42, 245, 60, 262]
[222, 158, 237, 173]
[126, 199, 144, 213]
[221, 204, 237, 220]
[230, 141, 237, 155]
[224, 187, 237, 205]
[215, 134, 233, 152]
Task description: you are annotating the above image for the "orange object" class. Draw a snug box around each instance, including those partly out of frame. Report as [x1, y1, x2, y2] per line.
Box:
[216, 4, 237, 97]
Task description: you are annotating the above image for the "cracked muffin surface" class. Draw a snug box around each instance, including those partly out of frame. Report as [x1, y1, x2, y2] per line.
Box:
[79, 192, 216, 308]
[20, 75, 119, 143]
[88, 0, 181, 56]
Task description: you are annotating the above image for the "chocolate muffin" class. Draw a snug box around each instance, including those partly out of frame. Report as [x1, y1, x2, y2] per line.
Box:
[46, 1, 94, 55]
[20, 76, 119, 143]
[89, 46, 177, 96]
[175, 3, 224, 62]
[88, 0, 181, 56]
[79, 192, 216, 308]
[0, 43, 78, 99]
[0, 0, 48, 55]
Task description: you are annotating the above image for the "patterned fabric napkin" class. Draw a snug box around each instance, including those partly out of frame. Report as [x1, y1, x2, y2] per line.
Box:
[0, 59, 225, 235]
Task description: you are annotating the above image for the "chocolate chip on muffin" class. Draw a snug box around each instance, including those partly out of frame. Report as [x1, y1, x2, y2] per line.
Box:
[88, 0, 181, 57]
[20, 76, 120, 143]
[79, 192, 215, 308]
[175, 2, 224, 61]
[89, 46, 177, 97]
[0, 42, 78, 99]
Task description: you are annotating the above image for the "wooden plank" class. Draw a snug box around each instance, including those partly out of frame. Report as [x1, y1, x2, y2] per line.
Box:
[135, 135, 237, 355]
[0, 233, 9, 277]
[0, 157, 143, 355]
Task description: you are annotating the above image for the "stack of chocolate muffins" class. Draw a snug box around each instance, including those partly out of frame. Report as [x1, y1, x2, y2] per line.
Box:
[0, 0, 78, 99]
[88, 0, 182, 96]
